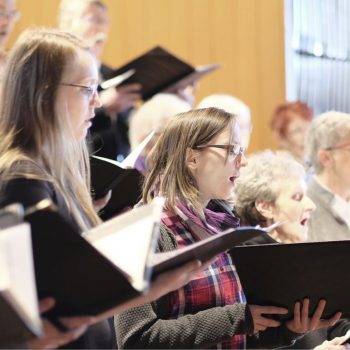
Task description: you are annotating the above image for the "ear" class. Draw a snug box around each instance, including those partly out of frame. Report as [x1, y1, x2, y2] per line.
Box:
[185, 147, 199, 171]
[318, 149, 332, 169]
[255, 199, 275, 220]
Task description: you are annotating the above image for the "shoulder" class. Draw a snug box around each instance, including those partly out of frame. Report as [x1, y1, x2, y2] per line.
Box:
[0, 177, 54, 209]
[307, 177, 333, 205]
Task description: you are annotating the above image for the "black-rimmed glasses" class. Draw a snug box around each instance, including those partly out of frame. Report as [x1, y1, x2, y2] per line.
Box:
[194, 144, 246, 156]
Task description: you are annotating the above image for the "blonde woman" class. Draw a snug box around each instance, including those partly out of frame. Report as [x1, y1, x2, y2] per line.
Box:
[0, 28, 209, 349]
[115, 108, 339, 349]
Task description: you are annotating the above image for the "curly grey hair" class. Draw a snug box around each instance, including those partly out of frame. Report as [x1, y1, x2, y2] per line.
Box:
[306, 111, 350, 174]
[233, 150, 305, 226]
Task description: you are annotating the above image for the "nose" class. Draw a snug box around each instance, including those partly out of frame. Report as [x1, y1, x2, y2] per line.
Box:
[91, 90, 102, 109]
[304, 195, 316, 212]
[235, 153, 248, 168]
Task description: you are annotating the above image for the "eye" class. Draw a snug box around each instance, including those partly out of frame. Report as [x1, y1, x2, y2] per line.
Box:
[81, 84, 98, 99]
[228, 147, 237, 156]
[292, 192, 303, 201]
[82, 86, 94, 97]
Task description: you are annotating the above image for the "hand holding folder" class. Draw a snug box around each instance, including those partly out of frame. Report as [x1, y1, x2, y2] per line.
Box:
[105, 46, 221, 100]
[24, 198, 270, 318]
[90, 131, 155, 219]
[230, 240, 350, 320]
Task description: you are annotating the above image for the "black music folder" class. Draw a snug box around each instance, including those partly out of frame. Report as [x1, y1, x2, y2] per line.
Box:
[0, 222, 42, 347]
[151, 226, 268, 276]
[91, 131, 154, 219]
[107, 46, 220, 100]
[24, 199, 268, 317]
[25, 199, 163, 317]
[90, 155, 143, 205]
[230, 240, 350, 320]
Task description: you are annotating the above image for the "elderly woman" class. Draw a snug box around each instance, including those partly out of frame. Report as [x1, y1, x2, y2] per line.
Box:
[234, 150, 315, 243]
[233, 150, 350, 349]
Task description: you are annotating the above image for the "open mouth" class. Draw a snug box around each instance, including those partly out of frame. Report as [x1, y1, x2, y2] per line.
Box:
[300, 217, 308, 226]
[84, 118, 94, 127]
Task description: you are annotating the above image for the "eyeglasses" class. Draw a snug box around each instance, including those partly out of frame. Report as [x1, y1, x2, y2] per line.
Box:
[0, 10, 21, 21]
[325, 142, 350, 152]
[82, 14, 110, 26]
[61, 83, 98, 99]
[194, 144, 246, 156]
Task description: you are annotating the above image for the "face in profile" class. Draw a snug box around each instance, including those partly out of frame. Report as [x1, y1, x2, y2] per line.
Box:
[0, 0, 20, 47]
[56, 49, 101, 141]
[190, 122, 247, 205]
[268, 176, 315, 243]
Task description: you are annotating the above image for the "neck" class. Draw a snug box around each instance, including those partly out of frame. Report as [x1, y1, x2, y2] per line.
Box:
[269, 229, 301, 244]
[199, 195, 210, 209]
[317, 172, 350, 201]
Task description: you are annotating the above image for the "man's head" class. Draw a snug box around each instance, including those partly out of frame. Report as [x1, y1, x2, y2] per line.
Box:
[0, 0, 20, 47]
[58, 0, 109, 59]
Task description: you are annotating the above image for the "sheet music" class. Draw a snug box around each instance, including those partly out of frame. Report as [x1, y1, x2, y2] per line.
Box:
[0, 223, 41, 332]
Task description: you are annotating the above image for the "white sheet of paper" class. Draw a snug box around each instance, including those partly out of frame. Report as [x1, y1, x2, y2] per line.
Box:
[85, 198, 163, 291]
[0, 223, 41, 332]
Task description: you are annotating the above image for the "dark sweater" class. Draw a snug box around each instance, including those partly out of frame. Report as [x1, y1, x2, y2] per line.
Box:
[0, 176, 116, 349]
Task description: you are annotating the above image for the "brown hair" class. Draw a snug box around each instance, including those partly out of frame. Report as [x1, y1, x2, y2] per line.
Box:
[143, 107, 236, 216]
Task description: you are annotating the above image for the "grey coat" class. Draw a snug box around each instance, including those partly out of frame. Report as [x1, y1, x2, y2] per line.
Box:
[307, 177, 350, 242]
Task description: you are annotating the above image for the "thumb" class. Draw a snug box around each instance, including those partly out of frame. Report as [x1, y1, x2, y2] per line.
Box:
[38, 297, 55, 313]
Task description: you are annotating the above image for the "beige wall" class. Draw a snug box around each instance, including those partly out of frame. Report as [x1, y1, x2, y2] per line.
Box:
[10, 0, 285, 153]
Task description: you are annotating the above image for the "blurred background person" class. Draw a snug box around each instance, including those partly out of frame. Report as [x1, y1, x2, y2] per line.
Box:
[0, 0, 21, 72]
[270, 101, 313, 165]
[233, 149, 349, 349]
[58, 0, 141, 161]
[129, 93, 191, 174]
[305, 111, 350, 242]
[234, 150, 315, 244]
[197, 94, 252, 149]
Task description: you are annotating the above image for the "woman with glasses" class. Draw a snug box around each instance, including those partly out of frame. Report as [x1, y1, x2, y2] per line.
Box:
[0, 28, 211, 349]
[115, 107, 339, 349]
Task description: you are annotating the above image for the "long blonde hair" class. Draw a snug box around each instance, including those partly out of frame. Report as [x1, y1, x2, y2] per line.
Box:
[0, 28, 101, 230]
[143, 107, 236, 216]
